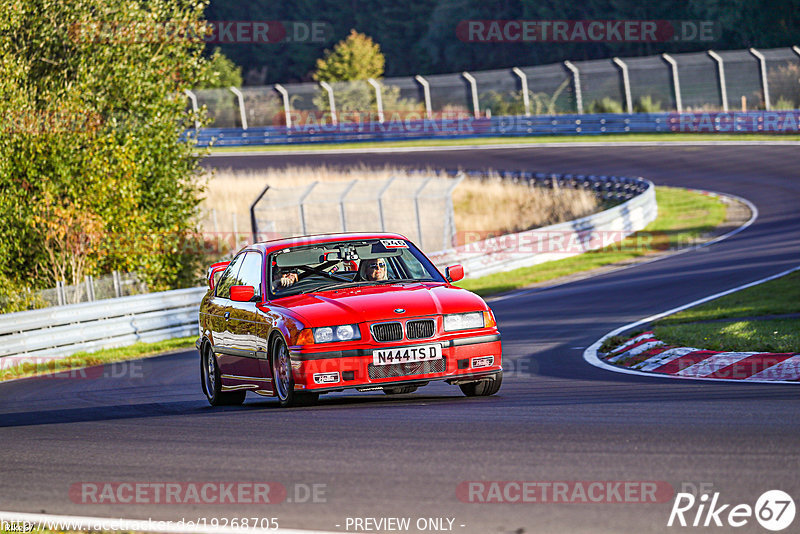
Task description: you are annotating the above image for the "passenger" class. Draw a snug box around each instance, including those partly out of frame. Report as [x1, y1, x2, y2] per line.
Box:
[360, 258, 388, 281]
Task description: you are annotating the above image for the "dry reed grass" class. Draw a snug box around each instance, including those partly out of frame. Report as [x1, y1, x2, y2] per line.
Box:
[200, 166, 599, 245]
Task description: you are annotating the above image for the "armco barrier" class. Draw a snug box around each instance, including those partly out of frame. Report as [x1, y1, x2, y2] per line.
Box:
[189, 111, 800, 147]
[0, 174, 655, 361]
[0, 287, 206, 364]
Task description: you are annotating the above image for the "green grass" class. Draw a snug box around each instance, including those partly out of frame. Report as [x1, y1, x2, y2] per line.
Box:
[654, 318, 800, 353]
[208, 132, 800, 153]
[656, 271, 800, 324]
[0, 336, 196, 382]
[644, 270, 800, 354]
[457, 186, 728, 296]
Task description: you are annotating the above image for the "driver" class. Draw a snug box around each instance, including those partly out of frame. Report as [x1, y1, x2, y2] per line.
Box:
[272, 267, 298, 290]
[360, 258, 388, 281]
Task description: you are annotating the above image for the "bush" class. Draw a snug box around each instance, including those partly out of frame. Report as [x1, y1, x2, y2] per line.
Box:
[587, 97, 624, 114]
[634, 95, 663, 113]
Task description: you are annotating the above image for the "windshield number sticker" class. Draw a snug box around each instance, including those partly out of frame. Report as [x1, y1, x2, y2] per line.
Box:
[380, 239, 408, 249]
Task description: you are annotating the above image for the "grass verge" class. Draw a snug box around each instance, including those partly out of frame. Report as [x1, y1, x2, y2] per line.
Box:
[457, 186, 728, 296]
[654, 318, 800, 353]
[650, 271, 800, 353]
[208, 133, 800, 153]
[0, 336, 196, 382]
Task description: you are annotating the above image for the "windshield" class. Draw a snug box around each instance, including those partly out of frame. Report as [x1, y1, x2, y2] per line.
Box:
[267, 238, 446, 299]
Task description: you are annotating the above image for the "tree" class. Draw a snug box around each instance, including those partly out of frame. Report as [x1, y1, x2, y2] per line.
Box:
[199, 47, 243, 89]
[0, 0, 211, 300]
[313, 30, 385, 82]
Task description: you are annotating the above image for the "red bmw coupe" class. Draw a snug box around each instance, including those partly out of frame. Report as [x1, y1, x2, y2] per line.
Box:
[197, 233, 502, 407]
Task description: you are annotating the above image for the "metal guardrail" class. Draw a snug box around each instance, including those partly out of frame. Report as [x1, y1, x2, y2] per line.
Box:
[189, 111, 800, 147]
[0, 288, 206, 363]
[0, 174, 654, 362]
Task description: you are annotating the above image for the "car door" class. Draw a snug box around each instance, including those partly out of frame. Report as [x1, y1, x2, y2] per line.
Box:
[210, 252, 247, 370]
[226, 251, 271, 385]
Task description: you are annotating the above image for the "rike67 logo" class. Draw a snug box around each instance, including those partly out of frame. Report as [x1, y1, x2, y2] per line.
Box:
[668, 490, 795, 531]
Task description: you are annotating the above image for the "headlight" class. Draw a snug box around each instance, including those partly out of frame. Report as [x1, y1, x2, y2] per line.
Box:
[443, 312, 485, 332]
[312, 324, 361, 343]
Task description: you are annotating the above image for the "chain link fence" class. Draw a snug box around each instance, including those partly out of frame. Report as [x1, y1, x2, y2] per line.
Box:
[189, 47, 799, 128]
[29, 272, 148, 309]
[251, 175, 463, 252]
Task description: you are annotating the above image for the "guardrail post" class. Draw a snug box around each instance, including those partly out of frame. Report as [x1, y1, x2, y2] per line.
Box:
[85, 275, 95, 302]
[511, 67, 530, 116]
[367, 78, 385, 123]
[443, 175, 464, 249]
[298, 182, 318, 235]
[249, 184, 271, 242]
[414, 75, 433, 120]
[461, 72, 480, 118]
[56, 280, 65, 307]
[707, 50, 728, 112]
[229, 87, 248, 130]
[662, 53, 683, 113]
[563, 61, 583, 114]
[414, 177, 432, 246]
[612, 57, 633, 114]
[183, 89, 200, 130]
[274, 84, 292, 128]
[319, 81, 337, 125]
[377, 177, 396, 232]
[339, 180, 358, 231]
[113, 270, 122, 299]
[749, 48, 771, 111]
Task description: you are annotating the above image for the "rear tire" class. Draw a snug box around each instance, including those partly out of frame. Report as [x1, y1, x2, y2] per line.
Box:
[271, 336, 319, 408]
[459, 371, 502, 397]
[384, 386, 418, 395]
[202, 345, 246, 406]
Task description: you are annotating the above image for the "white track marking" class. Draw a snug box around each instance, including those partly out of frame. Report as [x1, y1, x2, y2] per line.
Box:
[606, 331, 655, 354]
[747, 355, 800, 381]
[0, 511, 336, 534]
[636, 347, 700, 371]
[583, 265, 800, 384]
[606, 340, 663, 363]
[674, 352, 758, 377]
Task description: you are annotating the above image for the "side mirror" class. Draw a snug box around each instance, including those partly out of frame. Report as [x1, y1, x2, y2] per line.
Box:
[445, 264, 464, 283]
[207, 261, 230, 289]
[230, 285, 256, 302]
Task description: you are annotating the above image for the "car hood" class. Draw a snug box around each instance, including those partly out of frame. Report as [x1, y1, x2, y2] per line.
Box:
[271, 283, 487, 326]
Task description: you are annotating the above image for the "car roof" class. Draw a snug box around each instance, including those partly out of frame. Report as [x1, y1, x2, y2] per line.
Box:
[245, 232, 410, 255]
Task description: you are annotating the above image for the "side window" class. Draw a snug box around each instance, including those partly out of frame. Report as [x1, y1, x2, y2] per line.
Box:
[215, 252, 246, 299]
[237, 252, 264, 299]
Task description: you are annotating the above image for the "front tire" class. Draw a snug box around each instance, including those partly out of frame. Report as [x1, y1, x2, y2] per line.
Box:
[202, 345, 246, 406]
[271, 336, 318, 408]
[459, 371, 503, 397]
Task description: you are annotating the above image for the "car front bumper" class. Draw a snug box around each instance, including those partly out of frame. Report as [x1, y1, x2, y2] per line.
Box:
[288, 333, 502, 392]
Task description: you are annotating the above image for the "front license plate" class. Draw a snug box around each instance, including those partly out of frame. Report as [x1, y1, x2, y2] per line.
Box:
[373, 344, 442, 366]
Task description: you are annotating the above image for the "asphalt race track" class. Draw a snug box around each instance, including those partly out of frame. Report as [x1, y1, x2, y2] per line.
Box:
[2, 144, 798, 534]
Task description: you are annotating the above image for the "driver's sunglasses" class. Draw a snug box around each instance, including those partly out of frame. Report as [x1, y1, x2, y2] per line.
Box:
[368, 261, 386, 269]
